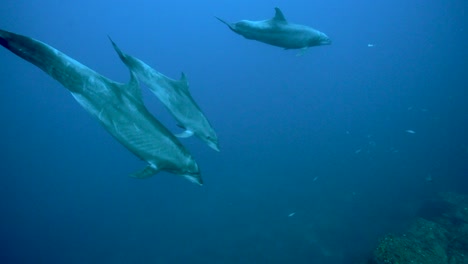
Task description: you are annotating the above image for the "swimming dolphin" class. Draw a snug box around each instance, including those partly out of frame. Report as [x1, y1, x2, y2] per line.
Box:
[216, 7, 331, 51]
[0, 29, 203, 185]
[109, 40, 220, 152]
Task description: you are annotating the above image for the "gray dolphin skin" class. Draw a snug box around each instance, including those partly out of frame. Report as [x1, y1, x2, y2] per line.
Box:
[216, 7, 331, 50]
[0, 29, 203, 185]
[109, 40, 220, 152]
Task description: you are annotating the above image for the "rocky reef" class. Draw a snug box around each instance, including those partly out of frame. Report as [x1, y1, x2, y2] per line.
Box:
[370, 192, 468, 264]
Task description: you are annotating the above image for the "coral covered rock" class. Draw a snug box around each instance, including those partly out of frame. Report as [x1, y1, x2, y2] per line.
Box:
[371, 192, 468, 264]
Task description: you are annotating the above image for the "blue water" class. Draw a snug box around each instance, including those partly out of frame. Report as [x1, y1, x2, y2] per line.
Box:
[0, 1, 466, 263]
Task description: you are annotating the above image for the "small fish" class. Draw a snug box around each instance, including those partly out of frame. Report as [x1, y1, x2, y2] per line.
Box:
[288, 212, 296, 217]
[367, 44, 374, 47]
[388, 147, 399, 153]
[355, 149, 362, 154]
[312, 176, 319, 182]
[405, 130, 416, 134]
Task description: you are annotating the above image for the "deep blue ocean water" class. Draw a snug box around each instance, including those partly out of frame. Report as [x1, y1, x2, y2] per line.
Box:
[0, 0, 466, 263]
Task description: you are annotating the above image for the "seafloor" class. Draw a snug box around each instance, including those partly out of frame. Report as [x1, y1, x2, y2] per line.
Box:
[370, 192, 468, 264]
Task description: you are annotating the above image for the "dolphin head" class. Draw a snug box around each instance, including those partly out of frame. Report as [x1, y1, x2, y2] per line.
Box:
[182, 170, 203, 185]
[318, 33, 332, 45]
[198, 129, 220, 152]
[180, 157, 203, 185]
[188, 117, 219, 152]
[206, 136, 220, 152]
[308, 30, 332, 47]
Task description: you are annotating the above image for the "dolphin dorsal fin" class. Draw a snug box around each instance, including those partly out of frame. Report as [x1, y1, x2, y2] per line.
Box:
[124, 71, 144, 105]
[273, 7, 287, 22]
[180, 72, 188, 83]
[177, 72, 190, 90]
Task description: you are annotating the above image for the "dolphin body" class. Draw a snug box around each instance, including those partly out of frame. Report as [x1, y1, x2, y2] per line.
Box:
[109, 40, 220, 152]
[0, 29, 202, 185]
[216, 7, 331, 51]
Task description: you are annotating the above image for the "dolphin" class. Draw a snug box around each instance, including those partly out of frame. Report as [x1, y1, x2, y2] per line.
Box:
[109, 40, 220, 152]
[0, 29, 203, 185]
[216, 7, 331, 51]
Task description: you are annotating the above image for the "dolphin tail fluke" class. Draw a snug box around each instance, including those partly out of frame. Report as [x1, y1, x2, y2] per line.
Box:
[0, 29, 42, 63]
[106, 36, 145, 105]
[0, 29, 63, 76]
[108, 37, 148, 80]
[0, 29, 97, 93]
[215, 16, 236, 32]
[108, 36, 129, 63]
[0, 29, 11, 48]
[130, 165, 160, 179]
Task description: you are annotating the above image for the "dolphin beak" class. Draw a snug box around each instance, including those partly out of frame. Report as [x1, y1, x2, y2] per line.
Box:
[183, 174, 203, 186]
[208, 141, 220, 152]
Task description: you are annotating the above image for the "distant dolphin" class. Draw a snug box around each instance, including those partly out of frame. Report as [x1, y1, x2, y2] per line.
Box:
[0, 29, 203, 185]
[109, 40, 220, 152]
[216, 7, 331, 51]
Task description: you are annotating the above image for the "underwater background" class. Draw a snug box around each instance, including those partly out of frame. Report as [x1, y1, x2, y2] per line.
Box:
[0, 0, 466, 263]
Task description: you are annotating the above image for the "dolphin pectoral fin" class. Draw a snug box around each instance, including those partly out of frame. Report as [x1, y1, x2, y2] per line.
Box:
[130, 165, 159, 179]
[175, 130, 194, 138]
[296, 47, 308, 56]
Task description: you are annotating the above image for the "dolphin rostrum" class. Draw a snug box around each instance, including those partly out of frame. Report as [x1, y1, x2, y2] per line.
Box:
[0, 29, 203, 185]
[109, 40, 220, 151]
[216, 7, 331, 51]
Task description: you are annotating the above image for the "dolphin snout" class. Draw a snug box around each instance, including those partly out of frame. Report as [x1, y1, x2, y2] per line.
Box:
[321, 36, 332, 45]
